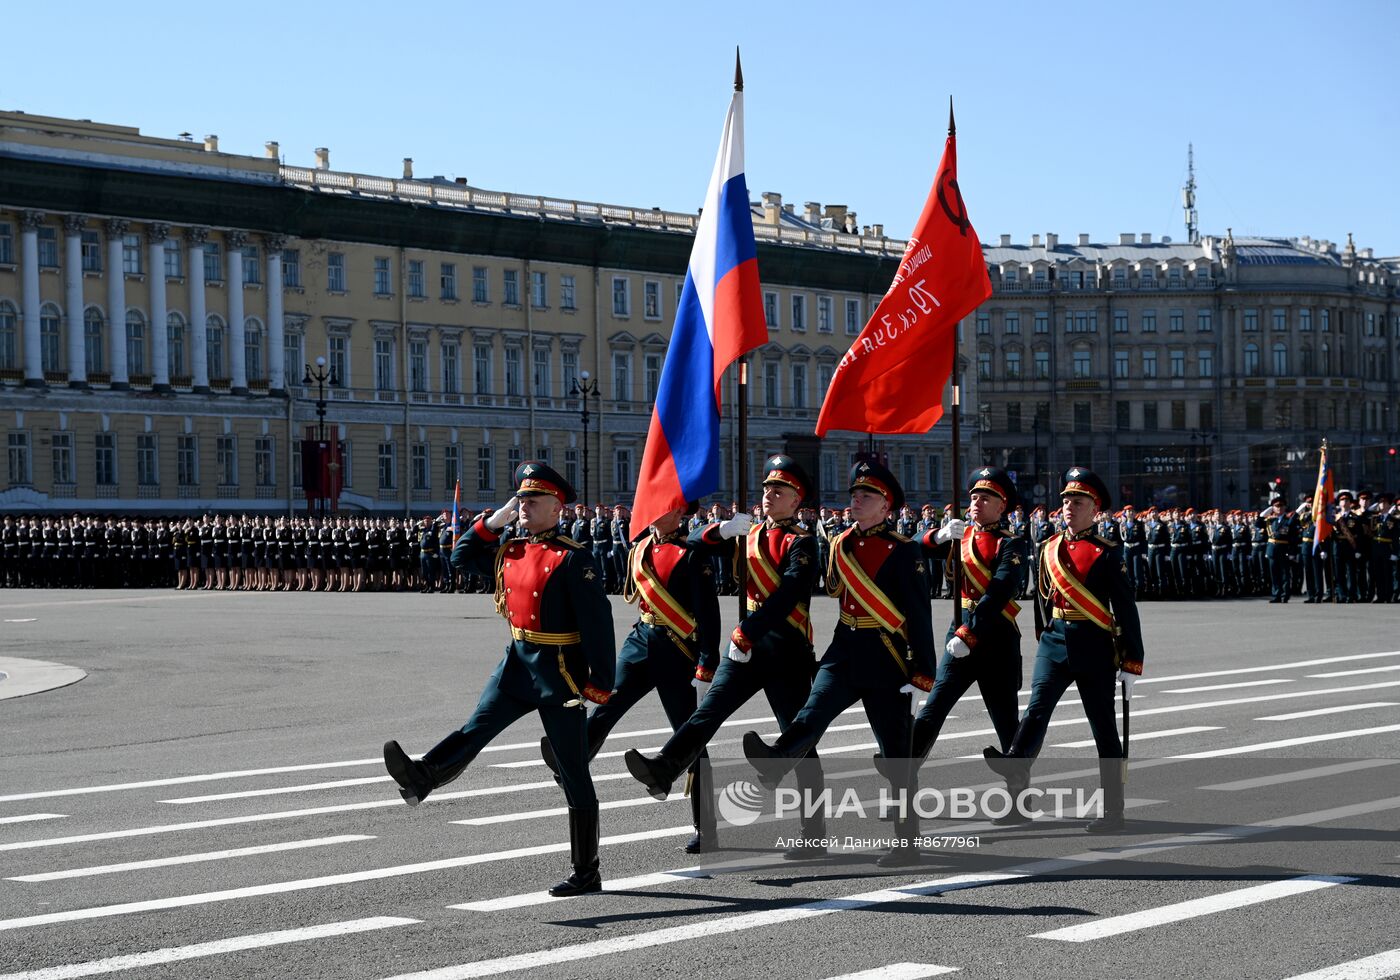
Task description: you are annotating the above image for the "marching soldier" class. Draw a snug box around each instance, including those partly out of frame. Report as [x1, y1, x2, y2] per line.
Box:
[383, 461, 616, 897]
[908, 466, 1027, 794]
[540, 500, 722, 852]
[984, 467, 1146, 833]
[743, 460, 935, 866]
[625, 455, 828, 859]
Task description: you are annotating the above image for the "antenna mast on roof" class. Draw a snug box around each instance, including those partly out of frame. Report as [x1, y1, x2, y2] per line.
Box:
[1182, 143, 1199, 245]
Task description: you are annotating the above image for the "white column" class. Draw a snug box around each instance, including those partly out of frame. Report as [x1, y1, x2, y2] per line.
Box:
[264, 235, 285, 394]
[19, 211, 44, 386]
[63, 215, 87, 387]
[227, 231, 247, 394]
[147, 223, 171, 391]
[104, 219, 129, 388]
[186, 228, 209, 392]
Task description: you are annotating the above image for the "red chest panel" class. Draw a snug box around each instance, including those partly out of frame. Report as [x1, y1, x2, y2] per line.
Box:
[960, 529, 1002, 599]
[745, 527, 795, 602]
[1051, 536, 1104, 608]
[501, 539, 570, 628]
[638, 540, 686, 614]
[840, 535, 898, 615]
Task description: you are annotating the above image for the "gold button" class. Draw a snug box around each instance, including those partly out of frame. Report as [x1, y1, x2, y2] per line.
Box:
[507, 588, 512, 593]
[532, 591, 538, 597]
[530, 614, 536, 620]
[544, 566, 551, 572]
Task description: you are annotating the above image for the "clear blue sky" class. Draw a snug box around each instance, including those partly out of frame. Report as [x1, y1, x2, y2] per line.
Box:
[6, 1, 1398, 255]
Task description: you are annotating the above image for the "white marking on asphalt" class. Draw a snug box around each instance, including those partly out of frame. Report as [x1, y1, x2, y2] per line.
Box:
[0, 776, 630, 853]
[1030, 874, 1356, 942]
[1277, 948, 1400, 980]
[820, 965, 960, 980]
[1201, 759, 1400, 792]
[1136, 650, 1400, 685]
[0, 825, 694, 933]
[0, 814, 64, 826]
[1052, 726, 1220, 749]
[0, 759, 387, 803]
[1309, 665, 1400, 679]
[1172, 725, 1400, 759]
[0, 916, 418, 980]
[2, 618, 38, 623]
[372, 797, 1400, 979]
[6, 835, 374, 882]
[1257, 702, 1398, 722]
[1160, 679, 1293, 694]
[160, 776, 393, 804]
[452, 793, 681, 826]
[450, 867, 714, 911]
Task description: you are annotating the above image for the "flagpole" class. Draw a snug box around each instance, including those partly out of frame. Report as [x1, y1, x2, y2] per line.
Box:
[947, 97, 965, 633]
[733, 49, 750, 622]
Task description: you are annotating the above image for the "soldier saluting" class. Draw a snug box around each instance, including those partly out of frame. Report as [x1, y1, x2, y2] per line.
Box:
[743, 459, 934, 867]
[383, 461, 616, 897]
[985, 467, 1146, 833]
[540, 500, 722, 853]
[625, 455, 828, 859]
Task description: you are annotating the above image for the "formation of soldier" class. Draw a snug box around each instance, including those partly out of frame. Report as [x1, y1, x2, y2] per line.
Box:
[3, 490, 1394, 602]
[379, 455, 1147, 895]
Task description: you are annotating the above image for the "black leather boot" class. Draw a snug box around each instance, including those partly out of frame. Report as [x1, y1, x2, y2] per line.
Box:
[876, 817, 921, 868]
[384, 731, 472, 806]
[548, 805, 602, 897]
[742, 731, 790, 791]
[685, 758, 718, 854]
[1085, 757, 1127, 834]
[982, 746, 1034, 825]
[625, 748, 683, 801]
[784, 810, 829, 861]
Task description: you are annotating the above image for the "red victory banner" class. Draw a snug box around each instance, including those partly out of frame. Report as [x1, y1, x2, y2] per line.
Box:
[815, 104, 991, 436]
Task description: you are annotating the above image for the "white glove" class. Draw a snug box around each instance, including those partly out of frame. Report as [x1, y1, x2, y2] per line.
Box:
[1391, 555, 1398, 562]
[935, 519, 967, 544]
[945, 636, 971, 659]
[691, 678, 711, 700]
[718, 513, 755, 539]
[484, 496, 520, 532]
[726, 640, 751, 663]
[898, 683, 921, 696]
[1117, 670, 1139, 696]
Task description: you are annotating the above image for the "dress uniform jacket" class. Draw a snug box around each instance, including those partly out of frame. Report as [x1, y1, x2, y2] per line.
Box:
[691, 517, 818, 657]
[452, 517, 615, 705]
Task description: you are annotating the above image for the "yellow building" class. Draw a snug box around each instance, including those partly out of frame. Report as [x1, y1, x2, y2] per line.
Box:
[1, 111, 954, 513]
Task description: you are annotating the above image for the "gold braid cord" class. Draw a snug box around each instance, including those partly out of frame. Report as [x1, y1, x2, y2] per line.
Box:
[622, 543, 640, 606]
[493, 544, 509, 618]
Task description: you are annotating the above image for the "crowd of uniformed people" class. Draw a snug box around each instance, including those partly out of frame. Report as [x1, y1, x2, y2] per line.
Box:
[3, 489, 1394, 602]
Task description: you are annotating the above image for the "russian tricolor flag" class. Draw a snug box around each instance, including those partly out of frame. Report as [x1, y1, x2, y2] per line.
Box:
[630, 69, 768, 536]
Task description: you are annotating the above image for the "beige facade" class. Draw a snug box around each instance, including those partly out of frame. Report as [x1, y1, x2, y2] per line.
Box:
[1, 112, 951, 514]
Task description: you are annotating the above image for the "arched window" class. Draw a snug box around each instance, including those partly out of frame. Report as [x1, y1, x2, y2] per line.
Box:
[40, 303, 63, 373]
[167, 312, 186, 378]
[84, 308, 106, 374]
[206, 314, 226, 381]
[1272, 342, 1288, 376]
[244, 317, 264, 382]
[1243, 342, 1260, 377]
[125, 310, 147, 376]
[976, 348, 992, 381]
[0, 300, 17, 371]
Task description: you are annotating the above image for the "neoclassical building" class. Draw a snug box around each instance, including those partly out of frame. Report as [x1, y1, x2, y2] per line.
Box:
[967, 232, 1398, 507]
[1, 112, 946, 514]
[2, 112, 1396, 516]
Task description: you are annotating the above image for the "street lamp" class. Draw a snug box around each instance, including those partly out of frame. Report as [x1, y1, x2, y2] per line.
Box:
[571, 370, 601, 505]
[302, 356, 340, 513]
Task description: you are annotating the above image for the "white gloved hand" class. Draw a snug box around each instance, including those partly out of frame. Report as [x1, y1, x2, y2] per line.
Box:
[945, 636, 971, 659]
[935, 519, 967, 544]
[898, 683, 921, 696]
[692, 678, 711, 700]
[1391, 554, 1398, 562]
[484, 496, 520, 532]
[1117, 670, 1139, 696]
[718, 513, 755, 539]
[726, 640, 751, 663]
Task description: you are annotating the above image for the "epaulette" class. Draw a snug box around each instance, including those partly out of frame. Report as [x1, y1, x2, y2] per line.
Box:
[553, 535, 585, 550]
[886, 530, 911, 544]
[1093, 535, 1121, 549]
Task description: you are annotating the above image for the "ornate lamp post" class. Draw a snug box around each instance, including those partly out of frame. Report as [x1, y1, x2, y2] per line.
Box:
[303, 356, 340, 513]
[571, 370, 601, 505]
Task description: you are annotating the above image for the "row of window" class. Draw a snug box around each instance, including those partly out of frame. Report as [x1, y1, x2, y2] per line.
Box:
[997, 264, 1213, 287]
[6, 432, 268, 489]
[978, 397, 1388, 437]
